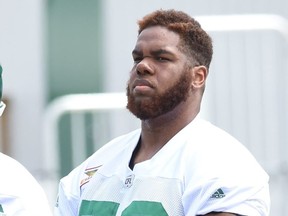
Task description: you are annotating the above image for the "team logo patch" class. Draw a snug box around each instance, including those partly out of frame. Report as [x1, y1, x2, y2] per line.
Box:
[80, 165, 102, 187]
[124, 174, 135, 188]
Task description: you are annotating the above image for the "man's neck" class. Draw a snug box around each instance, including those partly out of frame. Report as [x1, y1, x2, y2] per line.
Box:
[129, 101, 200, 169]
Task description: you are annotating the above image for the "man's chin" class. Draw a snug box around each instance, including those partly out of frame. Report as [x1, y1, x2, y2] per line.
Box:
[127, 106, 155, 120]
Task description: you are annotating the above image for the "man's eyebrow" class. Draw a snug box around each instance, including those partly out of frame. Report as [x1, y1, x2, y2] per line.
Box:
[150, 49, 174, 56]
[132, 48, 174, 56]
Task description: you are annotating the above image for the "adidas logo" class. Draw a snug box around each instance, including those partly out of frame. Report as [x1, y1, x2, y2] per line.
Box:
[210, 188, 225, 198]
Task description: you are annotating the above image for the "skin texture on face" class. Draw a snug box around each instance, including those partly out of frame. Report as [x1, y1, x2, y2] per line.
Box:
[126, 26, 193, 120]
[127, 65, 192, 120]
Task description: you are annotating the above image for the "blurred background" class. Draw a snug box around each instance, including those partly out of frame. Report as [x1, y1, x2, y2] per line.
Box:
[0, 0, 287, 214]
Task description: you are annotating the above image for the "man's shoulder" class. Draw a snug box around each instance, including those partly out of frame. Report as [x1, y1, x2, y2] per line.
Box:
[0, 153, 34, 178]
[88, 128, 141, 160]
[60, 129, 141, 188]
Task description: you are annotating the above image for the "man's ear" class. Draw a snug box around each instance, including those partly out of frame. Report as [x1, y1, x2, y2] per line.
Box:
[191, 65, 208, 89]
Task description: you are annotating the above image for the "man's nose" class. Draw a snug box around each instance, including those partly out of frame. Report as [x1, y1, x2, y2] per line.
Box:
[136, 58, 154, 76]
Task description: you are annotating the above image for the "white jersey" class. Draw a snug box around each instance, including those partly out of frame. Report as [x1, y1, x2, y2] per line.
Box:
[55, 117, 270, 216]
[0, 153, 52, 216]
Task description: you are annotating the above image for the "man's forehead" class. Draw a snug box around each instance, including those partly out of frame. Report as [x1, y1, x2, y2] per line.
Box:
[137, 26, 180, 44]
[135, 39, 180, 55]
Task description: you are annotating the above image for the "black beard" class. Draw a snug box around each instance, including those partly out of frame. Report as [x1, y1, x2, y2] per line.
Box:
[126, 70, 192, 120]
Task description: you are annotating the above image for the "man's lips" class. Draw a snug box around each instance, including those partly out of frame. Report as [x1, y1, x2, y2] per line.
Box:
[133, 79, 153, 88]
[132, 79, 154, 93]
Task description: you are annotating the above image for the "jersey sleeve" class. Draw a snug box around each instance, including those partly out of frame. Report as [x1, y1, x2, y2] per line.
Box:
[182, 149, 270, 216]
[54, 181, 79, 216]
[201, 181, 269, 215]
[182, 120, 271, 215]
[54, 164, 86, 216]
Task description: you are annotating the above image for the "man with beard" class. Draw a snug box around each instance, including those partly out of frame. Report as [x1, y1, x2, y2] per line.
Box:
[55, 9, 270, 216]
[0, 65, 52, 215]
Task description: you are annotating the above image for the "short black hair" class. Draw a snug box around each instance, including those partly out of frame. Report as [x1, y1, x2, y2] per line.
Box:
[138, 9, 213, 69]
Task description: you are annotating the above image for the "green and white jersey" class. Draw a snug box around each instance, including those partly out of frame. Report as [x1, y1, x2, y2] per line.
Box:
[55, 117, 270, 216]
[0, 153, 52, 216]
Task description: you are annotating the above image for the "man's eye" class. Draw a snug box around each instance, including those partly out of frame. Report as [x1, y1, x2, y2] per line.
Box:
[157, 57, 169, 61]
[133, 57, 142, 63]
